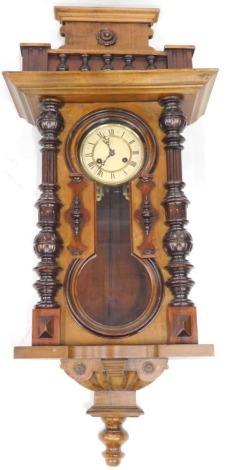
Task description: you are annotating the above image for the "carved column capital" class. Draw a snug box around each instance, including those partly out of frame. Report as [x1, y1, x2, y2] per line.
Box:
[159, 96, 186, 145]
[37, 98, 64, 145]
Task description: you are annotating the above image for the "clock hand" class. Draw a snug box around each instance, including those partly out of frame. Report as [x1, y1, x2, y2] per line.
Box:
[97, 148, 116, 169]
[108, 148, 115, 157]
[101, 136, 115, 156]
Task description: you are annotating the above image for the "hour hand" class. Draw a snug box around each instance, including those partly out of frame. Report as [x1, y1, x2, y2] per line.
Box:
[97, 151, 115, 168]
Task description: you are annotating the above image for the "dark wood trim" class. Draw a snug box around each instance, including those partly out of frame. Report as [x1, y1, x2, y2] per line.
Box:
[159, 96, 198, 343]
[159, 95, 194, 307]
[33, 98, 64, 308]
[134, 174, 157, 257]
[66, 173, 90, 255]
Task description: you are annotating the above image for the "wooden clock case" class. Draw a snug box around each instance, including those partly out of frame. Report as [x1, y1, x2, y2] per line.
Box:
[3, 6, 217, 466]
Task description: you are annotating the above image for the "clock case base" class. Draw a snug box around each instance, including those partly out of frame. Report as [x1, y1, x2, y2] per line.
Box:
[14, 344, 214, 466]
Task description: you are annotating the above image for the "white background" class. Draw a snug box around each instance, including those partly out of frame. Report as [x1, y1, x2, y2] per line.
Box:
[0, 1, 226, 469]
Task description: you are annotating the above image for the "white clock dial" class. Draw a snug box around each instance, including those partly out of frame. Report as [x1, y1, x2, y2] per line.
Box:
[79, 122, 145, 185]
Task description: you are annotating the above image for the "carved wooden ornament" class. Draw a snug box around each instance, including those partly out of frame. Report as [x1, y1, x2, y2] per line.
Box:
[3, 6, 217, 466]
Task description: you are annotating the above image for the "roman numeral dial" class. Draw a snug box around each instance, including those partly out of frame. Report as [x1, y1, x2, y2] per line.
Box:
[79, 122, 145, 185]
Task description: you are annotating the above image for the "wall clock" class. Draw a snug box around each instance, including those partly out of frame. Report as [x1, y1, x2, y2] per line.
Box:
[3, 5, 217, 467]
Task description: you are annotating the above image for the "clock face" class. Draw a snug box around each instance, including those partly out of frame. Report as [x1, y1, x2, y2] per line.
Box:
[79, 122, 145, 185]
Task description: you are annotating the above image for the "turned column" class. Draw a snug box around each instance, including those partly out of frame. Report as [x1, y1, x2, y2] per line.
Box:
[159, 96, 198, 343]
[32, 98, 64, 345]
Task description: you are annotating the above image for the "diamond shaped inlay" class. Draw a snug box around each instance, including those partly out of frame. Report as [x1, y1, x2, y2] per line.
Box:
[175, 314, 192, 338]
[38, 316, 54, 339]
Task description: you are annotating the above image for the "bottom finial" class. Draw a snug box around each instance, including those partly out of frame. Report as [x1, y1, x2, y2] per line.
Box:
[99, 417, 129, 466]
